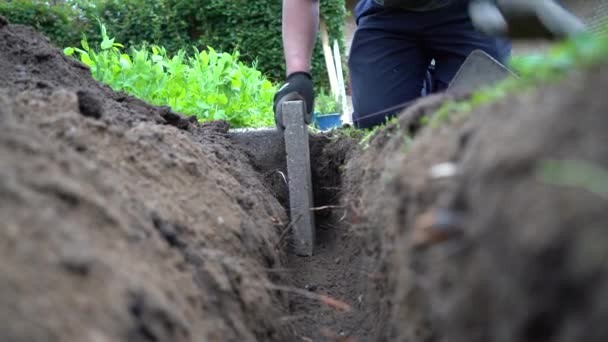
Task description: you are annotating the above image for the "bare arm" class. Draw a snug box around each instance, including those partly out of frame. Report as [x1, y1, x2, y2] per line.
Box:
[282, 0, 320, 75]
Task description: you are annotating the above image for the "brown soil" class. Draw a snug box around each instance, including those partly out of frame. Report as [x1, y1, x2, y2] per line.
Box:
[282, 135, 384, 341]
[0, 21, 291, 342]
[0, 18, 379, 342]
[3, 15, 608, 342]
[343, 65, 608, 341]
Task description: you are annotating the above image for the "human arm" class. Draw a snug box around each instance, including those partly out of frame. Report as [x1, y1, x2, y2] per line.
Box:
[282, 0, 320, 75]
[273, 0, 320, 128]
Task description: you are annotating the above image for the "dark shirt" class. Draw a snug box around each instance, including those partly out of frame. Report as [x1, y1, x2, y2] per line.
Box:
[355, 0, 455, 21]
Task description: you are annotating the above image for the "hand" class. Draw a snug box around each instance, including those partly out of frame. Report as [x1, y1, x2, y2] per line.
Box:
[273, 72, 314, 129]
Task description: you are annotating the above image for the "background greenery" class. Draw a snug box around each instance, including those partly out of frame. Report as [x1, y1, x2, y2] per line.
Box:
[0, 0, 346, 89]
[65, 22, 277, 127]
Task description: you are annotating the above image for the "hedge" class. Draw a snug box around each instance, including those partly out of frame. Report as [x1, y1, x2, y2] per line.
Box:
[0, 0, 346, 89]
[0, 0, 87, 47]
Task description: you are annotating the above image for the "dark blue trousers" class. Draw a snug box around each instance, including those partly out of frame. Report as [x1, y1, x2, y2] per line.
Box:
[348, 0, 512, 129]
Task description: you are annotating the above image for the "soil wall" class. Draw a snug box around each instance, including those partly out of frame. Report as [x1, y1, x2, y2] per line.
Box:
[342, 63, 608, 341]
[0, 19, 292, 342]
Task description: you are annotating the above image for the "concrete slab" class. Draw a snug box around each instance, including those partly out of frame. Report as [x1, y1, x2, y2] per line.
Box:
[227, 127, 286, 173]
[282, 101, 315, 256]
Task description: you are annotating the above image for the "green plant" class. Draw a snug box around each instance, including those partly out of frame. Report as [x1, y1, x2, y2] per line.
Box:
[0, 0, 87, 47]
[2, 0, 346, 91]
[510, 32, 608, 80]
[315, 91, 340, 114]
[65, 23, 276, 128]
[359, 116, 399, 149]
[165, 0, 347, 89]
[538, 159, 608, 199]
[328, 126, 365, 142]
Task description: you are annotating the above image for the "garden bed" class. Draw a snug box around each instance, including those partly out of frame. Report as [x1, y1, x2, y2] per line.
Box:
[2, 16, 608, 342]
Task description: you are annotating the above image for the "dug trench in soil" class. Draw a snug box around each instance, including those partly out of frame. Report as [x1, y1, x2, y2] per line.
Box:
[0, 17, 383, 342]
[272, 135, 386, 341]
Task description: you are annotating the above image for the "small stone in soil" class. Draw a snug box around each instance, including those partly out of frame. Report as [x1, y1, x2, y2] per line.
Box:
[304, 284, 318, 292]
[411, 208, 464, 249]
[60, 249, 95, 276]
[61, 258, 92, 276]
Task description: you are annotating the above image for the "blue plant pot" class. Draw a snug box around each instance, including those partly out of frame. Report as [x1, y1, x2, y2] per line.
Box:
[313, 112, 341, 131]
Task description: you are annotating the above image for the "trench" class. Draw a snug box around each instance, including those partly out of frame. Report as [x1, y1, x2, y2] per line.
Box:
[261, 134, 383, 341]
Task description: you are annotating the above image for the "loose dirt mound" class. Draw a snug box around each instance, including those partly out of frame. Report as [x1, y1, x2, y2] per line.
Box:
[0, 19, 291, 342]
[344, 64, 608, 341]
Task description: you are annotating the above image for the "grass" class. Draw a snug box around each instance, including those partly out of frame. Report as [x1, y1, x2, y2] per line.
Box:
[359, 117, 399, 149]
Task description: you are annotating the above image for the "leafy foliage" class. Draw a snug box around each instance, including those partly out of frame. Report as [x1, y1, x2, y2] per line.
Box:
[103, 0, 346, 89]
[359, 117, 399, 149]
[510, 33, 608, 80]
[0, 0, 86, 47]
[315, 91, 341, 114]
[1, 0, 346, 90]
[76, 0, 191, 54]
[65, 24, 276, 128]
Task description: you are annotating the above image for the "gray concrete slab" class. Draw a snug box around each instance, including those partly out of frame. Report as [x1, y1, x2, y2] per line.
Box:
[227, 127, 286, 173]
[282, 101, 315, 256]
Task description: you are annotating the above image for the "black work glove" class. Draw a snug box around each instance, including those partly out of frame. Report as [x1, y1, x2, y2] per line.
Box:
[273, 72, 314, 129]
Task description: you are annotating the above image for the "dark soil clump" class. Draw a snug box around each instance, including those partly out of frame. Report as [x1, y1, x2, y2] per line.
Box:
[76, 90, 104, 119]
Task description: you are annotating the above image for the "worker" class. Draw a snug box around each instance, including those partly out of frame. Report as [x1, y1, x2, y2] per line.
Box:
[273, 0, 512, 129]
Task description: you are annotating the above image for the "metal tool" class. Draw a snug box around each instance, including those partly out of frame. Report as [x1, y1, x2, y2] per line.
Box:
[448, 49, 516, 96]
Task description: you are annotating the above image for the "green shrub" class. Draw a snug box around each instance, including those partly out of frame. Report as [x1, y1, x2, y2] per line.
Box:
[1, 0, 346, 91]
[66, 23, 276, 128]
[0, 0, 86, 47]
[119, 0, 347, 89]
[315, 91, 340, 114]
[79, 0, 191, 55]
